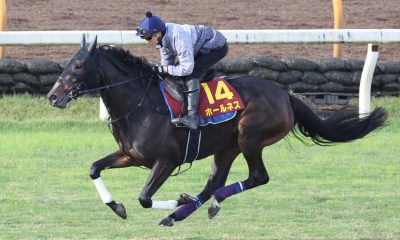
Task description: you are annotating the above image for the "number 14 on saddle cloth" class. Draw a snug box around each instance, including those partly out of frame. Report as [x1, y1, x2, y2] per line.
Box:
[160, 77, 245, 126]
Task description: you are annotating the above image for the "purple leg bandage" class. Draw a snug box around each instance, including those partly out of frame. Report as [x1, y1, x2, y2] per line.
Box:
[174, 195, 204, 221]
[214, 181, 245, 203]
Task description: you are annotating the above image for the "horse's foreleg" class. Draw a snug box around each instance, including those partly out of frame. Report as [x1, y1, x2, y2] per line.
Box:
[89, 150, 139, 219]
[159, 148, 239, 226]
[138, 159, 176, 209]
[146, 192, 195, 210]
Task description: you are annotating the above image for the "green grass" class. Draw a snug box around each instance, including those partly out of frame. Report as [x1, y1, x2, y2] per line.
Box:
[0, 95, 399, 239]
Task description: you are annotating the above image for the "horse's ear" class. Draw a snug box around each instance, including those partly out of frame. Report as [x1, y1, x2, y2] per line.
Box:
[88, 35, 97, 55]
[80, 34, 86, 49]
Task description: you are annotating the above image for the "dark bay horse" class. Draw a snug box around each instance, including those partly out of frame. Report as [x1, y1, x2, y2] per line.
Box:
[47, 36, 387, 226]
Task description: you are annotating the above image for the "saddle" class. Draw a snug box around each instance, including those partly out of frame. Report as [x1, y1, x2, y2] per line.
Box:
[159, 71, 245, 127]
[163, 69, 216, 103]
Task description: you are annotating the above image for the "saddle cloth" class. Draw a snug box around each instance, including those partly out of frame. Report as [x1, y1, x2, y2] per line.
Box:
[159, 77, 245, 126]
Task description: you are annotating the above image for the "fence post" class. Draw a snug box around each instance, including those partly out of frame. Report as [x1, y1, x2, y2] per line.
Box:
[359, 44, 379, 117]
[0, 0, 6, 58]
[332, 0, 343, 58]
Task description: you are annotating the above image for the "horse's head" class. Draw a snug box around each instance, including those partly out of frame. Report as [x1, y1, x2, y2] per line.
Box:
[47, 35, 99, 108]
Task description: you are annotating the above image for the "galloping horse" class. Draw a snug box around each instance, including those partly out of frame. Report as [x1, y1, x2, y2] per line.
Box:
[47, 36, 387, 226]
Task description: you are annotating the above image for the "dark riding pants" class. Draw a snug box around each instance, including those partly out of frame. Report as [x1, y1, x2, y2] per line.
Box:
[186, 43, 229, 82]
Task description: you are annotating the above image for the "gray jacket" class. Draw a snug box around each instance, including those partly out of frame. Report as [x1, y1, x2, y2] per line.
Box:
[160, 23, 226, 76]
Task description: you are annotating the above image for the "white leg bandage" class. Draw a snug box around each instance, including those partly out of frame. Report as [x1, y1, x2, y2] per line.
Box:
[151, 200, 178, 210]
[210, 197, 220, 209]
[93, 178, 113, 204]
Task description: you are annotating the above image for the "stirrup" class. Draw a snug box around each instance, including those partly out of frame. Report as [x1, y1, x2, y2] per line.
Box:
[171, 115, 199, 130]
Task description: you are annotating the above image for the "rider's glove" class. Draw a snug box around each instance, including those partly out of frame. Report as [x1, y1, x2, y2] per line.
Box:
[152, 65, 166, 75]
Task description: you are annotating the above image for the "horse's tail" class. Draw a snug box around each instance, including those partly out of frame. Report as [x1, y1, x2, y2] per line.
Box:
[289, 95, 387, 145]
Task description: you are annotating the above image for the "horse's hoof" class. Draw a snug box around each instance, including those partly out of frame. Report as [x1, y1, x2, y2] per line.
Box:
[177, 193, 196, 206]
[114, 203, 127, 219]
[158, 217, 174, 227]
[107, 201, 127, 219]
[208, 198, 221, 219]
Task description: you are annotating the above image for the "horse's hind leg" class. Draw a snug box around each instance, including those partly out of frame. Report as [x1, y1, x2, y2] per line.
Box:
[208, 142, 269, 218]
[89, 149, 139, 219]
[207, 97, 292, 218]
[158, 147, 240, 226]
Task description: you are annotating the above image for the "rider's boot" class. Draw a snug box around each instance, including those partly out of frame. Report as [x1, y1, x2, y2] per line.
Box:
[172, 78, 199, 130]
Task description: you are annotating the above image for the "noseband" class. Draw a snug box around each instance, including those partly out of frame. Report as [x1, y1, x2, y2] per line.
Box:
[68, 81, 85, 101]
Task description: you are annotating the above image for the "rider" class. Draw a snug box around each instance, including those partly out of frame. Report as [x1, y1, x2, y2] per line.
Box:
[136, 11, 228, 130]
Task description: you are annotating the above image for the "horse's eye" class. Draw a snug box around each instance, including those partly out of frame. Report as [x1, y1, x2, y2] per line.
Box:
[75, 63, 83, 69]
[73, 60, 85, 72]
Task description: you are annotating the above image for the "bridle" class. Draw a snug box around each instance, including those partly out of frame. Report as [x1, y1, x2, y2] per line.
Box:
[65, 51, 158, 125]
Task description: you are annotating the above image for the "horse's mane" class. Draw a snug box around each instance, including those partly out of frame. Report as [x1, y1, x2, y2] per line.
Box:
[99, 45, 151, 68]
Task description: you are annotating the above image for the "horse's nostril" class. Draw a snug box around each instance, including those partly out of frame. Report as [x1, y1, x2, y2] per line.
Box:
[49, 94, 57, 102]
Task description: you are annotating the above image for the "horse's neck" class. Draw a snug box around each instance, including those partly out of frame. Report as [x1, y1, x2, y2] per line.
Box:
[99, 81, 143, 121]
[98, 58, 151, 124]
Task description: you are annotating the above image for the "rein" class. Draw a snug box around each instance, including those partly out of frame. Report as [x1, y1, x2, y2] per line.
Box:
[78, 73, 152, 95]
[106, 71, 155, 124]
[68, 69, 155, 125]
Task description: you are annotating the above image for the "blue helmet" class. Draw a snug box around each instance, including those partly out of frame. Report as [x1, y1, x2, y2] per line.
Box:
[136, 12, 166, 38]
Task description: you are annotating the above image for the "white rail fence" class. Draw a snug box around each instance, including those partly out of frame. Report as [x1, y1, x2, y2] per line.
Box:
[1, 29, 399, 45]
[1, 29, 399, 119]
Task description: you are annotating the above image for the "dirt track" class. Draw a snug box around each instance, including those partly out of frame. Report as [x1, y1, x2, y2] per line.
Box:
[4, 0, 400, 61]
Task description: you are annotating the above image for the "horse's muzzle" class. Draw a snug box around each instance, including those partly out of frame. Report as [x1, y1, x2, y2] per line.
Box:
[47, 86, 70, 109]
[47, 79, 74, 108]
[47, 92, 70, 109]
